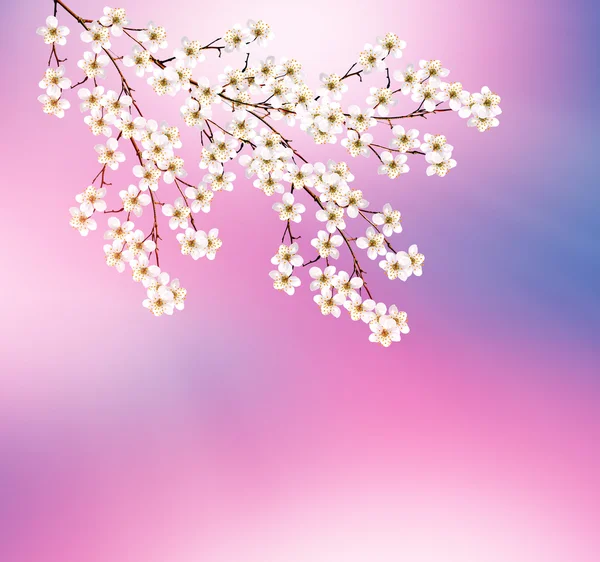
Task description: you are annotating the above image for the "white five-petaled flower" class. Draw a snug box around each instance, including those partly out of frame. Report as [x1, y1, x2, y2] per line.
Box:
[138, 22, 168, 53]
[37, 15, 70, 45]
[369, 316, 401, 347]
[95, 138, 125, 170]
[203, 169, 236, 192]
[378, 32, 406, 58]
[406, 244, 425, 276]
[223, 24, 250, 53]
[314, 289, 345, 317]
[123, 46, 153, 77]
[356, 227, 386, 260]
[425, 151, 457, 177]
[104, 217, 134, 241]
[437, 81, 470, 111]
[390, 125, 420, 153]
[185, 184, 214, 213]
[358, 43, 385, 73]
[38, 90, 70, 118]
[411, 84, 439, 112]
[247, 20, 274, 47]
[81, 22, 111, 53]
[77, 51, 110, 79]
[176, 228, 208, 260]
[316, 202, 346, 234]
[333, 270, 363, 297]
[143, 285, 175, 316]
[76, 185, 107, 214]
[341, 131, 373, 158]
[39, 67, 71, 97]
[272, 192, 305, 223]
[393, 63, 418, 95]
[270, 243, 303, 275]
[378, 151, 409, 179]
[373, 204, 402, 236]
[104, 239, 129, 273]
[133, 161, 161, 191]
[129, 254, 160, 283]
[318, 73, 348, 100]
[347, 105, 376, 133]
[269, 271, 301, 296]
[346, 189, 369, 218]
[77, 86, 105, 112]
[124, 229, 156, 259]
[344, 293, 376, 322]
[84, 108, 114, 137]
[417, 59, 449, 88]
[69, 207, 97, 236]
[311, 230, 343, 260]
[366, 87, 396, 117]
[162, 197, 191, 229]
[421, 133, 453, 158]
[309, 265, 337, 292]
[148, 67, 179, 96]
[379, 251, 412, 281]
[199, 228, 222, 260]
[174, 37, 205, 67]
[120, 184, 151, 217]
[180, 98, 211, 129]
[99, 7, 129, 36]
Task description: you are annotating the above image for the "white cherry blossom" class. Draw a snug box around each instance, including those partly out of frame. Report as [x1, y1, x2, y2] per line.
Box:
[37, 16, 70, 46]
[356, 227, 386, 260]
[69, 207, 97, 236]
[373, 204, 402, 236]
[272, 192, 306, 223]
[270, 243, 303, 275]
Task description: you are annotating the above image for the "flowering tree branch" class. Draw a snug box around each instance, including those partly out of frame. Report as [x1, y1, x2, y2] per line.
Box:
[36, 1, 502, 347]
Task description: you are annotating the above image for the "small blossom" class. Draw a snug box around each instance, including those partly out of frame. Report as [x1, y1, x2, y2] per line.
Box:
[378, 32, 406, 58]
[174, 37, 205, 67]
[314, 289, 345, 317]
[316, 202, 346, 233]
[133, 162, 161, 191]
[311, 230, 343, 260]
[344, 293, 376, 322]
[77, 51, 109, 80]
[272, 192, 306, 222]
[104, 239, 129, 273]
[130, 254, 160, 283]
[417, 59, 449, 88]
[269, 271, 301, 295]
[390, 125, 420, 153]
[124, 229, 156, 259]
[356, 227, 386, 260]
[162, 197, 191, 229]
[104, 217, 134, 241]
[393, 64, 418, 95]
[185, 184, 214, 213]
[425, 152, 457, 177]
[270, 243, 303, 275]
[341, 130, 373, 158]
[373, 204, 402, 236]
[143, 285, 175, 316]
[358, 43, 385, 73]
[119, 184, 151, 217]
[138, 22, 168, 53]
[378, 151, 409, 179]
[123, 46, 153, 77]
[69, 207, 96, 236]
[75, 185, 106, 214]
[80, 22, 111, 53]
[176, 228, 208, 260]
[37, 15, 70, 46]
[333, 270, 363, 297]
[39, 67, 71, 96]
[366, 87, 396, 117]
[99, 7, 129, 36]
[38, 91, 70, 118]
[95, 138, 125, 170]
[379, 251, 412, 281]
[309, 265, 337, 292]
[369, 317, 401, 347]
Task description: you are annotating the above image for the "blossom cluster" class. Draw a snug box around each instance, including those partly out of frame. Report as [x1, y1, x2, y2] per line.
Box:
[37, 1, 501, 346]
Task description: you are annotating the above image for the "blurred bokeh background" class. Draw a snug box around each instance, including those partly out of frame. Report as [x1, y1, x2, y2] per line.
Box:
[1, 0, 599, 560]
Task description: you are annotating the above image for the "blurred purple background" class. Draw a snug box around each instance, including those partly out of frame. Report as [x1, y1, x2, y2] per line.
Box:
[1, 0, 599, 560]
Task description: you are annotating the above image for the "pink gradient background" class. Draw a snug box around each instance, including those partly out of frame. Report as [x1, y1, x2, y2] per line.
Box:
[1, 0, 599, 561]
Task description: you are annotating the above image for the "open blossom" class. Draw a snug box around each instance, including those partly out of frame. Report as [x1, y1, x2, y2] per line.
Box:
[176, 228, 208, 260]
[120, 184, 151, 217]
[138, 21, 168, 53]
[204, 169, 235, 192]
[411, 84, 439, 112]
[388, 304, 410, 334]
[104, 240, 129, 273]
[115, 113, 145, 140]
[130, 254, 160, 283]
[373, 204, 402, 236]
[78, 51, 110, 79]
[426, 151, 457, 177]
[379, 251, 412, 281]
[468, 114, 500, 132]
[174, 37, 205, 67]
[69, 207, 97, 236]
[309, 265, 337, 292]
[247, 20, 274, 47]
[311, 230, 343, 260]
[378, 151, 409, 179]
[223, 23, 250, 52]
[437, 81, 469, 111]
[123, 46, 153, 77]
[472, 86, 502, 118]
[316, 202, 346, 233]
[346, 189, 369, 218]
[341, 131, 373, 158]
[38, 91, 70, 118]
[185, 184, 214, 213]
[149, 67, 179, 96]
[390, 125, 420, 153]
[369, 316, 401, 347]
[99, 7, 129, 36]
[95, 138, 125, 169]
[39, 67, 71, 96]
[133, 162, 161, 191]
[421, 133, 453, 158]
[199, 228, 222, 260]
[180, 98, 211, 129]
[162, 197, 191, 229]
[84, 108, 114, 137]
[357, 227, 386, 260]
[318, 73, 348, 100]
[417, 59, 449, 88]
[366, 87, 396, 117]
[81, 22, 111, 53]
[76, 185, 106, 214]
[104, 217, 134, 241]
[393, 63, 418, 95]
[344, 293, 376, 322]
[272, 192, 306, 223]
[270, 243, 303, 275]
[102, 90, 132, 116]
[228, 110, 258, 140]
[406, 244, 425, 276]
[347, 105, 376, 133]
[37, 15, 70, 45]
[77, 86, 104, 112]
[314, 289, 345, 318]
[124, 229, 156, 259]
[358, 43, 385, 73]
[161, 155, 187, 184]
[143, 285, 175, 316]
[269, 271, 301, 295]
[334, 270, 363, 297]
[378, 32, 406, 58]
